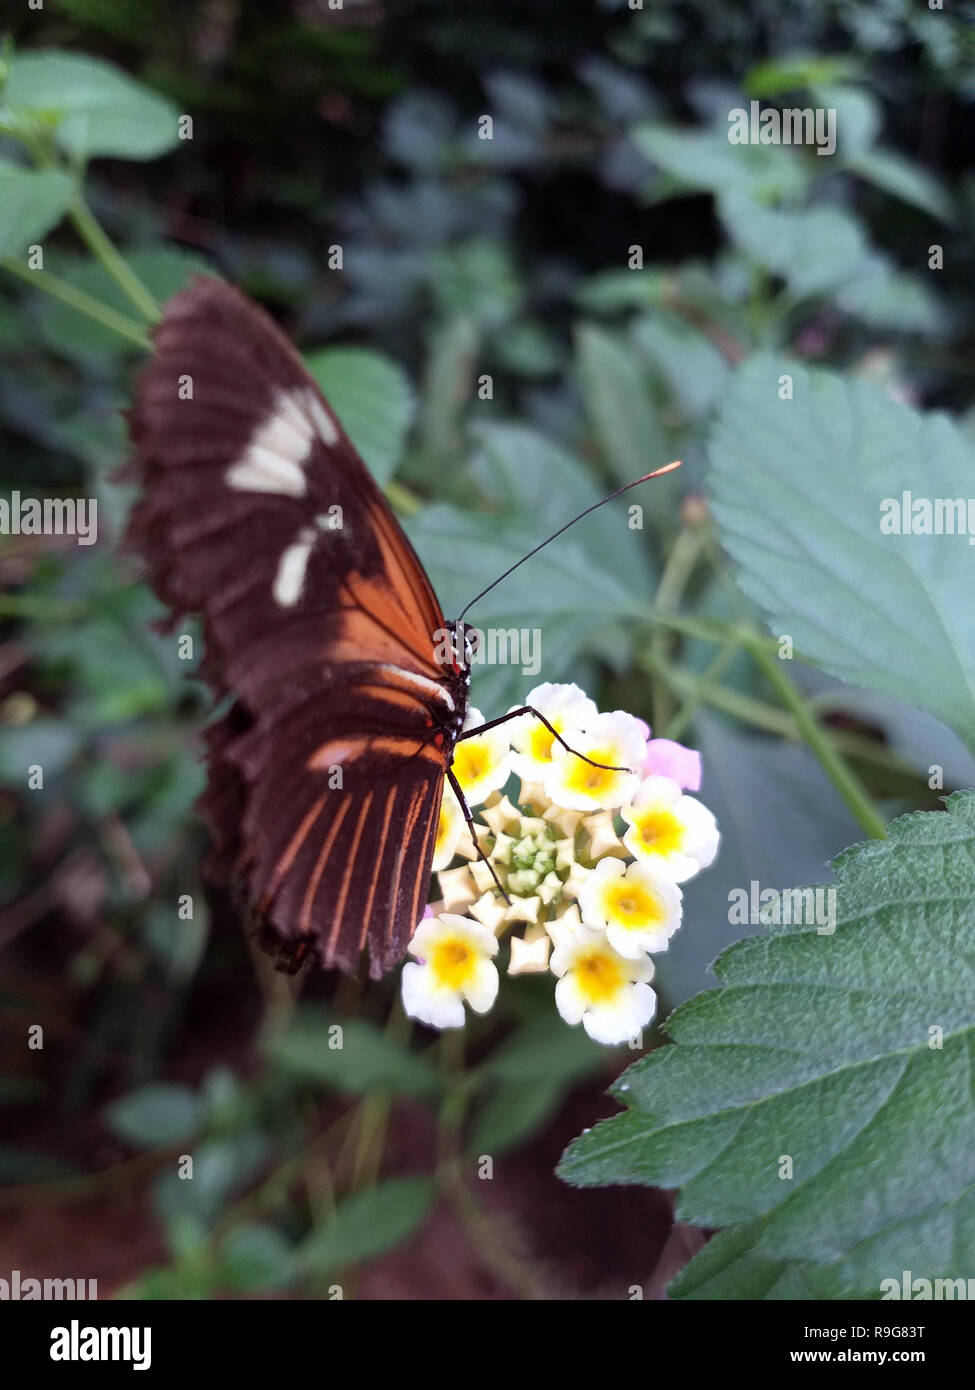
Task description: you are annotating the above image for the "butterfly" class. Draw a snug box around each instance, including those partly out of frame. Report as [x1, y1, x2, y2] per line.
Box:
[124, 278, 680, 980]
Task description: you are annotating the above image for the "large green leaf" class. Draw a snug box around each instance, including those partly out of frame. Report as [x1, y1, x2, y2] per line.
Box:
[6, 51, 180, 161]
[305, 347, 415, 484]
[405, 420, 657, 706]
[0, 162, 74, 258]
[709, 356, 975, 753]
[559, 793, 975, 1300]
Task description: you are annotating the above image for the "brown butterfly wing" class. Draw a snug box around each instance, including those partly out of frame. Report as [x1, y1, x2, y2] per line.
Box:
[124, 277, 456, 977]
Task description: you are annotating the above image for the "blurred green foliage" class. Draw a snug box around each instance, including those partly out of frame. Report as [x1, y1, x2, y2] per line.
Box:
[2, 0, 975, 1299]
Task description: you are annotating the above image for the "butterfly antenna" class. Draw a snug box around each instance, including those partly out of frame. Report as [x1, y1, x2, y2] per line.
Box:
[457, 460, 682, 621]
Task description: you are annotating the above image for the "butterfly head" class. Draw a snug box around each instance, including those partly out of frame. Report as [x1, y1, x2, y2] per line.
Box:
[445, 619, 479, 675]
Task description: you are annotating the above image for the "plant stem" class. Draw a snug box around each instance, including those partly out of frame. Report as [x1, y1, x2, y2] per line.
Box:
[433, 1031, 543, 1299]
[349, 997, 412, 1191]
[646, 652, 916, 775]
[650, 524, 707, 730]
[663, 636, 741, 741]
[68, 195, 160, 324]
[1, 256, 151, 349]
[745, 638, 888, 839]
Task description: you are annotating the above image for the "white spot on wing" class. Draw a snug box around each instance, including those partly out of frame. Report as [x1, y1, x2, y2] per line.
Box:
[273, 528, 316, 606]
[307, 392, 339, 446]
[226, 387, 339, 497]
[376, 663, 455, 711]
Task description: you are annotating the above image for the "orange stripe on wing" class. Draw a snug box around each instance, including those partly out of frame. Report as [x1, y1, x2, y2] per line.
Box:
[306, 734, 445, 772]
[407, 779, 442, 942]
[261, 791, 327, 910]
[357, 782, 399, 954]
[326, 790, 375, 961]
[367, 498, 443, 638]
[299, 797, 351, 936]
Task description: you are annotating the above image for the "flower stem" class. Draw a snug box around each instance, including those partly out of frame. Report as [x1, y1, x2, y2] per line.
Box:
[1, 255, 151, 349]
[650, 524, 706, 729]
[68, 195, 160, 324]
[663, 636, 742, 741]
[745, 637, 888, 839]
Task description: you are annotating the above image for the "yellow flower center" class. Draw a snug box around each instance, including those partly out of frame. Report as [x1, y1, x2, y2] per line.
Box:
[528, 722, 557, 763]
[635, 808, 683, 856]
[575, 949, 624, 1004]
[453, 742, 488, 789]
[566, 746, 617, 796]
[430, 936, 476, 990]
[605, 880, 665, 930]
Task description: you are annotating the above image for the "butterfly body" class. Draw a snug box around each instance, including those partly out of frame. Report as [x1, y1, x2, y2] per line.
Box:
[125, 278, 473, 978]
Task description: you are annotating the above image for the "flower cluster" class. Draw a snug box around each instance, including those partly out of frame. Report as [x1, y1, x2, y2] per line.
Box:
[401, 683, 719, 1045]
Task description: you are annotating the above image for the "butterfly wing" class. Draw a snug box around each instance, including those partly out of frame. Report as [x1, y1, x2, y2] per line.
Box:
[125, 277, 455, 977]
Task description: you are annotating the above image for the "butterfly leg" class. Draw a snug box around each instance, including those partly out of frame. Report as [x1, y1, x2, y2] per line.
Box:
[456, 705, 630, 772]
[446, 766, 512, 906]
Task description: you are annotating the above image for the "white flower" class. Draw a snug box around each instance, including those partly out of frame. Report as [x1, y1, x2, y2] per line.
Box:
[506, 682, 598, 785]
[507, 925, 552, 975]
[549, 918, 656, 1045]
[621, 775, 719, 882]
[401, 913, 499, 1030]
[578, 857, 683, 958]
[544, 710, 646, 811]
[449, 707, 511, 806]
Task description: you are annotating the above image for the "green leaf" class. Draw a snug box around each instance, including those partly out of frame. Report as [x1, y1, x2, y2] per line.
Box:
[632, 309, 731, 418]
[305, 348, 415, 484]
[812, 84, 880, 158]
[745, 55, 859, 99]
[469, 1014, 614, 1155]
[575, 323, 670, 487]
[717, 193, 875, 299]
[836, 268, 947, 335]
[0, 719, 83, 784]
[152, 1133, 269, 1225]
[469, 1078, 565, 1157]
[478, 1013, 612, 1086]
[560, 793, 975, 1300]
[299, 1176, 437, 1274]
[709, 356, 975, 753]
[0, 163, 74, 258]
[265, 1013, 439, 1098]
[105, 1083, 201, 1147]
[6, 50, 180, 161]
[405, 493, 650, 711]
[632, 123, 808, 205]
[846, 148, 954, 223]
[220, 1224, 295, 1292]
[658, 714, 862, 1007]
